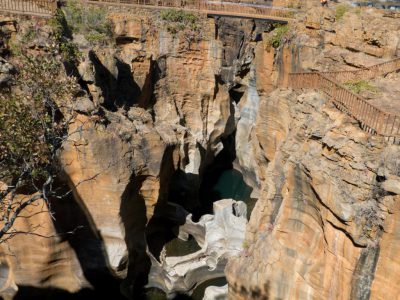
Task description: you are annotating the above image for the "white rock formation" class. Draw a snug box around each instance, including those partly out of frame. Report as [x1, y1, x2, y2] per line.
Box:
[146, 199, 247, 298]
[203, 284, 228, 300]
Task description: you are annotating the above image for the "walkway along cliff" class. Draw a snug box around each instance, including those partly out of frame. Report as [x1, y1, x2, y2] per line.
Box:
[288, 57, 400, 140]
[0, 0, 295, 21]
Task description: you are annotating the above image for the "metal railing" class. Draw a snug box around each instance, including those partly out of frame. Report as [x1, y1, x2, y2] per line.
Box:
[288, 59, 400, 138]
[0, 0, 295, 20]
[0, 0, 57, 16]
[85, 0, 295, 21]
[320, 57, 400, 83]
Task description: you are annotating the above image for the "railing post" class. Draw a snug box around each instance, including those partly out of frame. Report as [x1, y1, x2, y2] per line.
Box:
[331, 81, 337, 103]
[383, 113, 389, 136]
[359, 101, 367, 124]
[376, 112, 383, 135]
[372, 108, 379, 134]
[390, 115, 396, 136]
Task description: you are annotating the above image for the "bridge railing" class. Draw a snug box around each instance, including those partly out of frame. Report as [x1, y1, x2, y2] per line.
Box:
[89, 0, 201, 9]
[0, 0, 57, 16]
[288, 72, 400, 138]
[86, 0, 295, 19]
[318, 74, 400, 137]
[204, 1, 295, 19]
[287, 72, 320, 89]
[319, 57, 400, 83]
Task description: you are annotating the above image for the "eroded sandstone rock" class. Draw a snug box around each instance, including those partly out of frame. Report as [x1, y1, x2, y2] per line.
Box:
[226, 89, 400, 300]
[147, 199, 247, 298]
[293, 6, 400, 72]
[3, 3, 400, 299]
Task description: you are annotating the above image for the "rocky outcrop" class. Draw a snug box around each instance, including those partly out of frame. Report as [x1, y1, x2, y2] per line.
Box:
[204, 284, 228, 300]
[2, 2, 400, 300]
[226, 88, 400, 299]
[0, 6, 275, 299]
[0, 57, 14, 86]
[294, 6, 400, 72]
[0, 192, 90, 298]
[147, 199, 247, 298]
[0, 19, 16, 56]
[224, 6, 400, 299]
[60, 10, 279, 297]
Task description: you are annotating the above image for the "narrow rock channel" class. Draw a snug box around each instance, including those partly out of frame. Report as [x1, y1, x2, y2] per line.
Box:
[1, 1, 400, 300]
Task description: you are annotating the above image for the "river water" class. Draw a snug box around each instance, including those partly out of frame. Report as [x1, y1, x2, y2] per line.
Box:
[146, 168, 255, 299]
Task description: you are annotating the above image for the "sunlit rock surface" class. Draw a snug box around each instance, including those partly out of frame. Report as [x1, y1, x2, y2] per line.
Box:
[2, 2, 400, 299]
[147, 199, 247, 298]
[203, 284, 228, 300]
[226, 89, 400, 300]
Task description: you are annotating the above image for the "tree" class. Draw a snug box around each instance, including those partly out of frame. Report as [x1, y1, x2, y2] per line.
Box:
[0, 48, 80, 243]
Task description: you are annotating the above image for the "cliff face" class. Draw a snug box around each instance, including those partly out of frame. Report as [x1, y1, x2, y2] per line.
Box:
[0, 6, 278, 298]
[66, 10, 281, 296]
[62, 11, 266, 296]
[226, 88, 400, 299]
[1, 3, 400, 300]
[294, 6, 400, 71]
[226, 6, 400, 300]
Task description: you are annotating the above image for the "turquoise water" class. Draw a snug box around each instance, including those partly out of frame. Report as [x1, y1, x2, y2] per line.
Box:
[211, 169, 252, 202]
[211, 169, 256, 219]
[145, 168, 256, 299]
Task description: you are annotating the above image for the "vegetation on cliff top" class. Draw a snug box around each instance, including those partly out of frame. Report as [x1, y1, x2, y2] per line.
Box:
[52, 0, 113, 46]
[344, 80, 379, 94]
[160, 9, 202, 48]
[266, 24, 289, 49]
[335, 4, 352, 20]
[49, 10, 82, 62]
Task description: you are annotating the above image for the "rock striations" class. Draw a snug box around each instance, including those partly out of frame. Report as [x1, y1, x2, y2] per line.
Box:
[0, 2, 400, 300]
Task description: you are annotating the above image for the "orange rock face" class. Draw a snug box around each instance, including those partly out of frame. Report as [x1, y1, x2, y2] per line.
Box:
[226, 89, 400, 299]
[55, 9, 275, 297]
[225, 8, 400, 300]
[2, 3, 400, 300]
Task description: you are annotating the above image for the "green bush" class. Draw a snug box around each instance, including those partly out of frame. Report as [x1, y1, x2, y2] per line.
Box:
[21, 27, 37, 43]
[335, 4, 351, 20]
[160, 9, 197, 24]
[160, 9, 199, 36]
[62, 0, 113, 44]
[86, 31, 109, 43]
[344, 80, 379, 94]
[49, 9, 81, 62]
[0, 53, 78, 185]
[353, 7, 362, 16]
[266, 24, 289, 49]
[0, 96, 50, 182]
[8, 40, 22, 56]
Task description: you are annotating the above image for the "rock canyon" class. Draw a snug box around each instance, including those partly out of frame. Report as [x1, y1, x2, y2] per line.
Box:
[0, 0, 399, 299]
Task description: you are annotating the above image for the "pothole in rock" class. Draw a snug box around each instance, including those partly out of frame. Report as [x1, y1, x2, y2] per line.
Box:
[145, 199, 247, 300]
[144, 129, 257, 299]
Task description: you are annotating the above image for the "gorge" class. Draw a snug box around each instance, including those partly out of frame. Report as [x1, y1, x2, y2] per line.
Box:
[0, 0, 400, 299]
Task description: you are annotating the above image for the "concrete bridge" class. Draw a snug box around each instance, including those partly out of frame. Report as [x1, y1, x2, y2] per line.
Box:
[0, 0, 295, 22]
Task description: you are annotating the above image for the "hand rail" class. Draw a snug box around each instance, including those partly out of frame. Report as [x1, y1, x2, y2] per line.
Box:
[319, 57, 400, 83]
[288, 57, 400, 138]
[0, 0, 57, 16]
[0, 0, 295, 21]
[85, 0, 295, 20]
